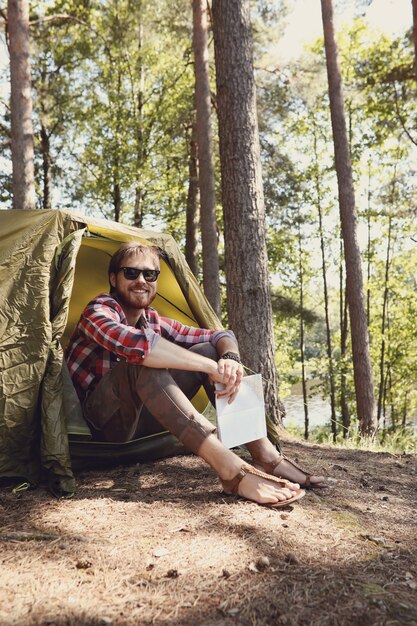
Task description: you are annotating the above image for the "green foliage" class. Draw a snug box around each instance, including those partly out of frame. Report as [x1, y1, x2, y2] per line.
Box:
[287, 419, 417, 455]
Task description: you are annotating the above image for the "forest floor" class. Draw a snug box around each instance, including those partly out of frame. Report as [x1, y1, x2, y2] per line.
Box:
[1, 434, 417, 626]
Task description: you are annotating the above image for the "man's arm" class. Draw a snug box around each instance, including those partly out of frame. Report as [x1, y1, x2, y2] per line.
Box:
[142, 335, 217, 374]
[215, 335, 240, 359]
[142, 335, 243, 403]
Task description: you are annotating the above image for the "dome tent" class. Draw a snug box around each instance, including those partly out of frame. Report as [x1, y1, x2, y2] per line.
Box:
[0, 209, 280, 497]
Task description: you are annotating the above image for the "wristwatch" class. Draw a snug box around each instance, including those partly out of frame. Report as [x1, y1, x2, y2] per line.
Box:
[220, 351, 242, 364]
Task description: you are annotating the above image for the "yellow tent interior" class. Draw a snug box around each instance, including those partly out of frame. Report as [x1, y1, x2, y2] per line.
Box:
[64, 221, 216, 472]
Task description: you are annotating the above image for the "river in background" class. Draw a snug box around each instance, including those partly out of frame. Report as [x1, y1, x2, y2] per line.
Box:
[282, 380, 330, 431]
[282, 386, 417, 432]
[282, 392, 330, 430]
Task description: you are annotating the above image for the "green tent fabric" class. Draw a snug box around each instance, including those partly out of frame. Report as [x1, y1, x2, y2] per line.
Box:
[0, 209, 281, 496]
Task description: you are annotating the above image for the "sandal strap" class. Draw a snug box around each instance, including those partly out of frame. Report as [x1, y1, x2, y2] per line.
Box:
[253, 454, 312, 487]
[252, 456, 285, 474]
[281, 454, 312, 486]
[220, 463, 294, 496]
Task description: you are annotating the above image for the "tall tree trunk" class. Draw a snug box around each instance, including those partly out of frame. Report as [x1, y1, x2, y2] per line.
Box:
[312, 118, 337, 441]
[212, 0, 282, 442]
[339, 239, 350, 437]
[376, 215, 392, 424]
[297, 221, 309, 440]
[7, 0, 36, 210]
[366, 159, 372, 324]
[133, 2, 144, 229]
[193, 0, 221, 317]
[185, 117, 200, 277]
[113, 68, 122, 223]
[412, 0, 417, 82]
[321, 0, 376, 436]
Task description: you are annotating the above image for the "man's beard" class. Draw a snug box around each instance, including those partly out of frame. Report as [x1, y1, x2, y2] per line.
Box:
[115, 287, 155, 310]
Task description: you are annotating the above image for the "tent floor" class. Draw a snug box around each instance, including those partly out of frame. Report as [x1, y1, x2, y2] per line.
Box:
[68, 431, 188, 471]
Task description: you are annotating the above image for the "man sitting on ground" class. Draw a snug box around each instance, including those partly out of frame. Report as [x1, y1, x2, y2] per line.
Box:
[65, 243, 325, 508]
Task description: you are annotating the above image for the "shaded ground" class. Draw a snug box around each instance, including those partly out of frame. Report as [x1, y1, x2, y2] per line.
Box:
[1, 436, 417, 626]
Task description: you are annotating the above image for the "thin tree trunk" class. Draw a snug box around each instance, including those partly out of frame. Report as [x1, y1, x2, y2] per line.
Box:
[376, 216, 392, 424]
[321, 0, 376, 436]
[402, 391, 408, 432]
[113, 66, 122, 223]
[40, 122, 51, 209]
[297, 221, 309, 440]
[185, 117, 200, 277]
[312, 118, 337, 441]
[382, 365, 390, 432]
[7, 0, 36, 209]
[389, 369, 395, 430]
[366, 159, 372, 324]
[113, 178, 121, 222]
[212, 0, 282, 441]
[193, 0, 221, 316]
[339, 240, 350, 437]
[134, 2, 144, 229]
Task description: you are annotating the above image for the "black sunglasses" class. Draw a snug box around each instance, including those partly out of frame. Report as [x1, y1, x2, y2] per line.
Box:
[118, 267, 160, 282]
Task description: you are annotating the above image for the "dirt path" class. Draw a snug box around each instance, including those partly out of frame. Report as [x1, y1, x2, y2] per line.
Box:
[1, 437, 417, 626]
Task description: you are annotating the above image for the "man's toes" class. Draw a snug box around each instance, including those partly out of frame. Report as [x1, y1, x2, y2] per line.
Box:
[273, 487, 296, 501]
[273, 490, 288, 502]
[286, 480, 300, 490]
[311, 475, 326, 485]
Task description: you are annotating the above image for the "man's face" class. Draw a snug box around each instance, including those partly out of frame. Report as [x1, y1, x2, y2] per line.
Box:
[109, 249, 160, 314]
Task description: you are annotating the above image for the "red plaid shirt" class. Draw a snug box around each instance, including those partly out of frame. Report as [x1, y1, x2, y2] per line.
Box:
[65, 293, 233, 403]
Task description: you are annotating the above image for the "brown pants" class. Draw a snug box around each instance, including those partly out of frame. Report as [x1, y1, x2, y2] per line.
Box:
[83, 343, 217, 454]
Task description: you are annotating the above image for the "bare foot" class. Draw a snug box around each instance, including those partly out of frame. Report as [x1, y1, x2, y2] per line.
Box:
[236, 471, 300, 505]
[220, 464, 303, 507]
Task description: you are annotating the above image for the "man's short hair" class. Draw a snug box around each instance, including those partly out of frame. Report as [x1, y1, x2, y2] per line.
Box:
[108, 243, 161, 282]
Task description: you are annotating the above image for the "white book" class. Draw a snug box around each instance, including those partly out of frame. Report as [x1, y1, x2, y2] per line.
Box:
[215, 374, 267, 448]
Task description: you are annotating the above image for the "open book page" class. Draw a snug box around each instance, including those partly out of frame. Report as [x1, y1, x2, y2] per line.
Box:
[215, 374, 267, 448]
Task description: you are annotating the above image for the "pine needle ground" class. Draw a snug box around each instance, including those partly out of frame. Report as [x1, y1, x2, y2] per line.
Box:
[1, 438, 416, 626]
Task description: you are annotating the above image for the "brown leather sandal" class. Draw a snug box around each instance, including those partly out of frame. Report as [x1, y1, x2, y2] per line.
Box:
[220, 464, 305, 508]
[252, 455, 328, 489]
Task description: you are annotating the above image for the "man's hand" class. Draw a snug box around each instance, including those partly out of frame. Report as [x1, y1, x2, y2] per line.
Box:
[209, 357, 244, 404]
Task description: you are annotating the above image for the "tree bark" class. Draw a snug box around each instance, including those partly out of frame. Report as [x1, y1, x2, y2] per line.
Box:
[7, 0, 36, 209]
[366, 159, 372, 324]
[376, 215, 392, 424]
[212, 0, 282, 438]
[192, 0, 221, 317]
[297, 221, 309, 440]
[321, 0, 376, 436]
[339, 241, 350, 437]
[185, 117, 200, 277]
[133, 2, 144, 229]
[113, 178, 121, 223]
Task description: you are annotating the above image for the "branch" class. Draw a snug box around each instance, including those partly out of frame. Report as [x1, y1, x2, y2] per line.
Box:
[29, 14, 86, 27]
[393, 82, 417, 147]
